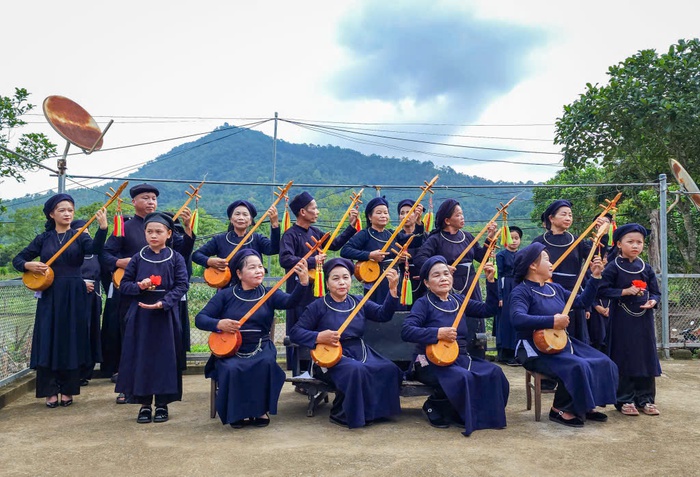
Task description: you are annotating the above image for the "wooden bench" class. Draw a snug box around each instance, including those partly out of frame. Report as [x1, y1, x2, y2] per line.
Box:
[525, 370, 556, 421]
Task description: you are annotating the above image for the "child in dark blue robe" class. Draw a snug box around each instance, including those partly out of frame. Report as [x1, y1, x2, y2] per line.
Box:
[341, 197, 419, 305]
[397, 198, 427, 306]
[587, 214, 613, 351]
[413, 199, 497, 359]
[402, 255, 509, 437]
[509, 242, 618, 427]
[196, 249, 309, 427]
[71, 219, 103, 385]
[495, 226, 522, 364]
[12, 194, 108, 407]
[192, 199, 280, 288]
[598, 224, 661, 416]
[290, 258, 403, 428]
[116, 212, 189, 423]
[531, 199, 595, 344]
[280, 191, 358, 370]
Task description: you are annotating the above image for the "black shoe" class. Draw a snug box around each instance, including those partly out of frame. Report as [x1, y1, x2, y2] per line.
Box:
[116, 393, 128, 404]
[585, 411, 608, 422]
[250, 414, 270, 427]
[230, 420, 246, 429]
[59, 398, 73, 407]
[110, 373, 119, 384]
[80, 379, 89, 386]
[153, 406, 169, 423]
[329, 415, 348, 427]
[45, 396, 59, 409]
[422, 401, 450, 429]
[548, 409, 584, 428]
[505, 359, 521, 367]
[541, 379, 557, 391]
[137, 406, 152, 424]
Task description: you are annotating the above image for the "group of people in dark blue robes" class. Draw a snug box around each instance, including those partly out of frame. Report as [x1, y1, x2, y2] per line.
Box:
[15, 188, 662, 432]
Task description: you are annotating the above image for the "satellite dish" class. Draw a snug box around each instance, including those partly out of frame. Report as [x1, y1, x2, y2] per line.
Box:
[43, 95, 107, 153]
[669, 158, 700, 212]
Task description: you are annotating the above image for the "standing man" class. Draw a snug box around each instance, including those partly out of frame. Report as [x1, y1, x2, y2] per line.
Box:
[279, 191, 358, 372]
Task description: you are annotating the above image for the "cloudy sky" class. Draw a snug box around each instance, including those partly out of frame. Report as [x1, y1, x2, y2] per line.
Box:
[2, 0, 698, 201]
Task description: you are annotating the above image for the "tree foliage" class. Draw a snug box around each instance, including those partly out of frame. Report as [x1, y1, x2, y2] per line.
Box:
[553, 38, 700, 272]
[0, 88, 57, 184]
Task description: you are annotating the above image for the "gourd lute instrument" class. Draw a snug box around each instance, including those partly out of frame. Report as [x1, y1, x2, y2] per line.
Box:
[311, 236, 415, 368]
[113, 180, 205, 289]
[426, 229, 501, 366]
[308, 189, 363, 282]
[208, 233, 329, 358]
[549, 192, 621, 274]
[355, 175, 438, 283]
[533, 221, 610, 354]
[204, 181, 293, 288]
[449, 196, 516, 268]
[23, 181, 129, 292]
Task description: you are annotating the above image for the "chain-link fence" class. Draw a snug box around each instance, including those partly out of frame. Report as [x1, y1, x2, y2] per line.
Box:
[0, 280, 35, 386]
[667, 274, 700, 348]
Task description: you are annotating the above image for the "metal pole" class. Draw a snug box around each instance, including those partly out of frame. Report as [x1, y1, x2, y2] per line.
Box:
[659, 174, 670, 359]
[271, 112, 278, 195]
[57, 142, 70, 193]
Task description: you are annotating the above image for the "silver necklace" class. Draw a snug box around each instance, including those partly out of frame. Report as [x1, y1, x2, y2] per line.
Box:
[324, 295, 357, 313]
[367, 228, 390, 243]
[614, 256, 645, 274]
[440, 230, 466, 244]
[232, 284, 266, 302]
[56, 230, 68, 245]
[139, 246, 173, 263]
[530, 283, 556, 297]
[427, 293, 459, 313]
[226, 231, 254, 247]
[542, 231, 574, 247]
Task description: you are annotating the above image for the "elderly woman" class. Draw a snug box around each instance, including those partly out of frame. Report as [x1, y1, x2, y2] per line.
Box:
[509, 242, 618, 427]
[289, 258, 403, 428]
[401, 256, 508, 436]
[413, 199, 497, 358]
[13, 194, 108, 408]
[196, 249, 309, 428]
[193, 200, 280, 287]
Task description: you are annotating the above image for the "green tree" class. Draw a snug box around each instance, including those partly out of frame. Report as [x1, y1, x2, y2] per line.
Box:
[554, 38, 700, 272]
[0, 88, 57, 194]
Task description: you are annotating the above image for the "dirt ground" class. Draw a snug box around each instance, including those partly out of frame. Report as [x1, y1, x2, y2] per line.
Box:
[0, 360, 698, 477]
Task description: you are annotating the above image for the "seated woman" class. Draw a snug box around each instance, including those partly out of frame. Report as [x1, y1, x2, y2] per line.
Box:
[195, 249, 309, 428]
[193, 200, 280, 287]
[289, 258, 403, 428]
[402, 256, 509, 437]
[509, 242, 619, 427]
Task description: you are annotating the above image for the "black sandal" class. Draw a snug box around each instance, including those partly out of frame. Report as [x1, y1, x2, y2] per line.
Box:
[116, 393, 128, 405]
[153, 406, 169, 423]
[137, 406, 152, 424]
[251, 413, 270, 427]
[230, 420, 246, 429]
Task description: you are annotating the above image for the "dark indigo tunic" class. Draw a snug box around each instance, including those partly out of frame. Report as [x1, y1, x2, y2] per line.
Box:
[80, 253, 103, 366]
[414, 230, 493, 350]
[289, 293, 403, 428]
[115, 247, 189, 399]
[192, 228, 280, 287]
[495, 248, 518, 351]
[340, 226, 419, 304]
[195, 283, 306, 425]
[401, 281, 509, 436]
[598, 257, 662, 377]
[280, 223, 356, 368]
[13, 228, 107, 372]
[509, 279, 618, 416]
[532, 231, 592, 343]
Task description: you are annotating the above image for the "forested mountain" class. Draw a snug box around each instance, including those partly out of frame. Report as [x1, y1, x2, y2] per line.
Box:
[3, 125, 535, 229]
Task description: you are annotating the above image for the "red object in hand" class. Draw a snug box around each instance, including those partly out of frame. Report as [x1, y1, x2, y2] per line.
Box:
[149, 275, 162, 286]
[632, 280, 647, 290]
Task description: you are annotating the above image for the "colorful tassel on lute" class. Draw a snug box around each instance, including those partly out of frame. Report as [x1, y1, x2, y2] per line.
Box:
[423, 196, 434, 232]
[112, 201, 125, 237]
[189, 206, 199, 235]
[281, 198, 292, 234]
[500, 212, 513, 247]
[400, 257, 413, 306]
[313, 263, 326, 297]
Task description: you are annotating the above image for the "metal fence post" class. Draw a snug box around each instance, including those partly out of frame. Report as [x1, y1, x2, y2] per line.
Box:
[659, 174, 670, 359]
